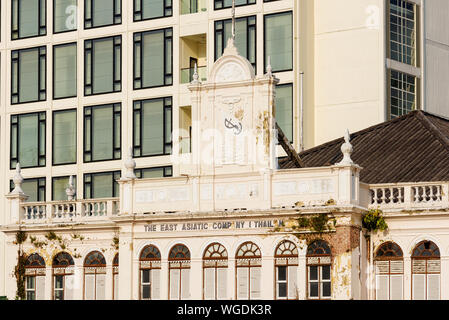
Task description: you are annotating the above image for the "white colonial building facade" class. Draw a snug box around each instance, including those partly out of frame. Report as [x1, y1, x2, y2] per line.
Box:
[2, 27, 449, 301]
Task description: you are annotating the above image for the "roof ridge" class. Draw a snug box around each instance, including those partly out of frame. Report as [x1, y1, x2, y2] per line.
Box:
[415, 110, 449, 154]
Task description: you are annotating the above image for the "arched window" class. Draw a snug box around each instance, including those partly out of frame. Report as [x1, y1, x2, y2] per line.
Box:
[52, 252, 75, 300]
[25, 253, 46, 300]
[168, 244, 190, 300]
[275, 240, 298, 300]
[412, 240, 440, 300]
[375, 241, 404, 300]
[203, 243, 228, 300]
[235, 242, 261, 300]
[140, 245, 161, 300]
[113, 253, 119, 300]
[306, 240, 331, 300]
[83, 251, 106, 300]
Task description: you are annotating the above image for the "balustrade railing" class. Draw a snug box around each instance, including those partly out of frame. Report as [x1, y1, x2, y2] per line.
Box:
[21, 198, 119, 224]
[367, 182, 449, 210]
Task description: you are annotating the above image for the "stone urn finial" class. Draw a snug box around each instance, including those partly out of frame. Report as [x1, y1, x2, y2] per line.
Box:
[11, 163, 25, 194]
[65, 175, 76, 201]
[337, 129, 354, 165]
[124, 147, 137, 179]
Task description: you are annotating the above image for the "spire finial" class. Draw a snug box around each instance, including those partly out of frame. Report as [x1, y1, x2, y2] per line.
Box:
[191, 63, 200, 84]
[265, 56, 273, 78]
[232, 0, 236, 42]
[124, 147, 137, 179]
[65, 175, 76, 201]
[337, 129, 354, 166]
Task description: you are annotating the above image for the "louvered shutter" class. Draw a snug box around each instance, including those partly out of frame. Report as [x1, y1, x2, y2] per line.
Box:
[376, 275, 389, 300]
[65, 275, 75, 300]
[250, 267, 261, 300]
[113, 274, 119, 300]
[204, 268, 215, 300]
[170, 269, 180, 300]
[237, 267, 249, 300]
[36, 276, 45, 300]
[390, 275, 403, 300]
[84, 274, 95, 300]
[217, 268, 227, 300]
[288, 266, 298, 299]
[412, 274, 426, 300]
[151, 269, 161, 300]
[427, 274, 440, 300]
[181, 269, 190, 300]
[96, 274, 106, 300]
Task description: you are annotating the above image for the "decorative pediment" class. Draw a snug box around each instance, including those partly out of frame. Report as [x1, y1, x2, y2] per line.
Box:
[209, 39, 255, 84]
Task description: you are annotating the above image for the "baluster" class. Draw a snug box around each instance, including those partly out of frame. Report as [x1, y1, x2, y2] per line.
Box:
[381, 189, 386, 204]
[413, 187, 419, 203]
[428, 186, 434, 203]
[436, 186, 442, 201]
[389, 187, 394, 204]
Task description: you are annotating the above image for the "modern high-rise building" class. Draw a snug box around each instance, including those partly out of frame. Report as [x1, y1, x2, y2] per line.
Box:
[0, 0, 448, 298]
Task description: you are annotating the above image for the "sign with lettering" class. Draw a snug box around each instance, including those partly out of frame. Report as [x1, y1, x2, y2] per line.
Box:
[144, 219, 285, 233]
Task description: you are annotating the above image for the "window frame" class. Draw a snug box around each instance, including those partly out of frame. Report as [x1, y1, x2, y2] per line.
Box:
[135, 166, 173, 178]
[306, 240, 332, 300]
[10, 111, 47, 169]
[387, 0, 418, 67]
[214, 15, 257, 71]
[52, 252, 75, 301]
[52, 108, 77, 166]
[83, 251, 107, 300]
[263, 10, 294, 73]
[53, 42, 77, 100]
[139, 245, 162, 300]
[133, 97, 172, 158]
[274, 240, 298, 300]
[275, 83, 294, 143]
[53, 0, 78, 34]
[112, 253, 119, 300]
[10, 177, 46, 202]
[83, 103, 122, 163]
[388, 69, 418, 119]
[133, 28, 173, 90]
[133, 0, 173, 22]
[235, 241, 262, 300]
[84, 36, 122, 96]
[411, 240, 441, 300]
[168, 244, 191, 300]
[52, 175, 77, 201]
[374, 241, 404, 300]
[83, 171, 121, 199]
[11, 0, 47, 40]
[214, 0, 256, 10]
[11, 46, 47, 105]
[84, 0, 122, 29]
[203, 242, 228, 300]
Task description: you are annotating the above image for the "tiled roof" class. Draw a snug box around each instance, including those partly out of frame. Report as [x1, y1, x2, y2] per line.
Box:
[279, 110, 449, 184]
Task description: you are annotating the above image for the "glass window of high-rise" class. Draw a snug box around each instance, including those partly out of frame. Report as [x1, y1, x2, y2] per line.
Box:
[264, 11, 293, 73]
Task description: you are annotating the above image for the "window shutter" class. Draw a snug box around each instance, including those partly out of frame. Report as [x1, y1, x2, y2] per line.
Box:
[181, 269, 190, 300]
[427, 274, 440, 300]
[412, 274, 426, 300]
[390, 275, 403, 300]
[376, 275, 389, 300]
[113, 274, 119, 300]
[84, 274, 95, 300]
[250, 267, 261, 300]
[204, 268, 215, 300]
[217, 268, 227, 300]
[237, 268, 249, 300]
[151, 269, 161, 300]
[65, 275, 75, 300]
[288, 266, 298, 299]
[36, 276, 45, 300]
[96, 274, 106, 300]
[169, 269, 180, 300]
[390, 260, 404, 274]
[375, 261, 389, 274]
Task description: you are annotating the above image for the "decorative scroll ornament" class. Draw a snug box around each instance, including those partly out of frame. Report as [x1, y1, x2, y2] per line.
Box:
[65, 175, 76, 201]
[11, 163, 25, 194]
[124, 147, 137, 179]
[337, 129, 354, 165]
